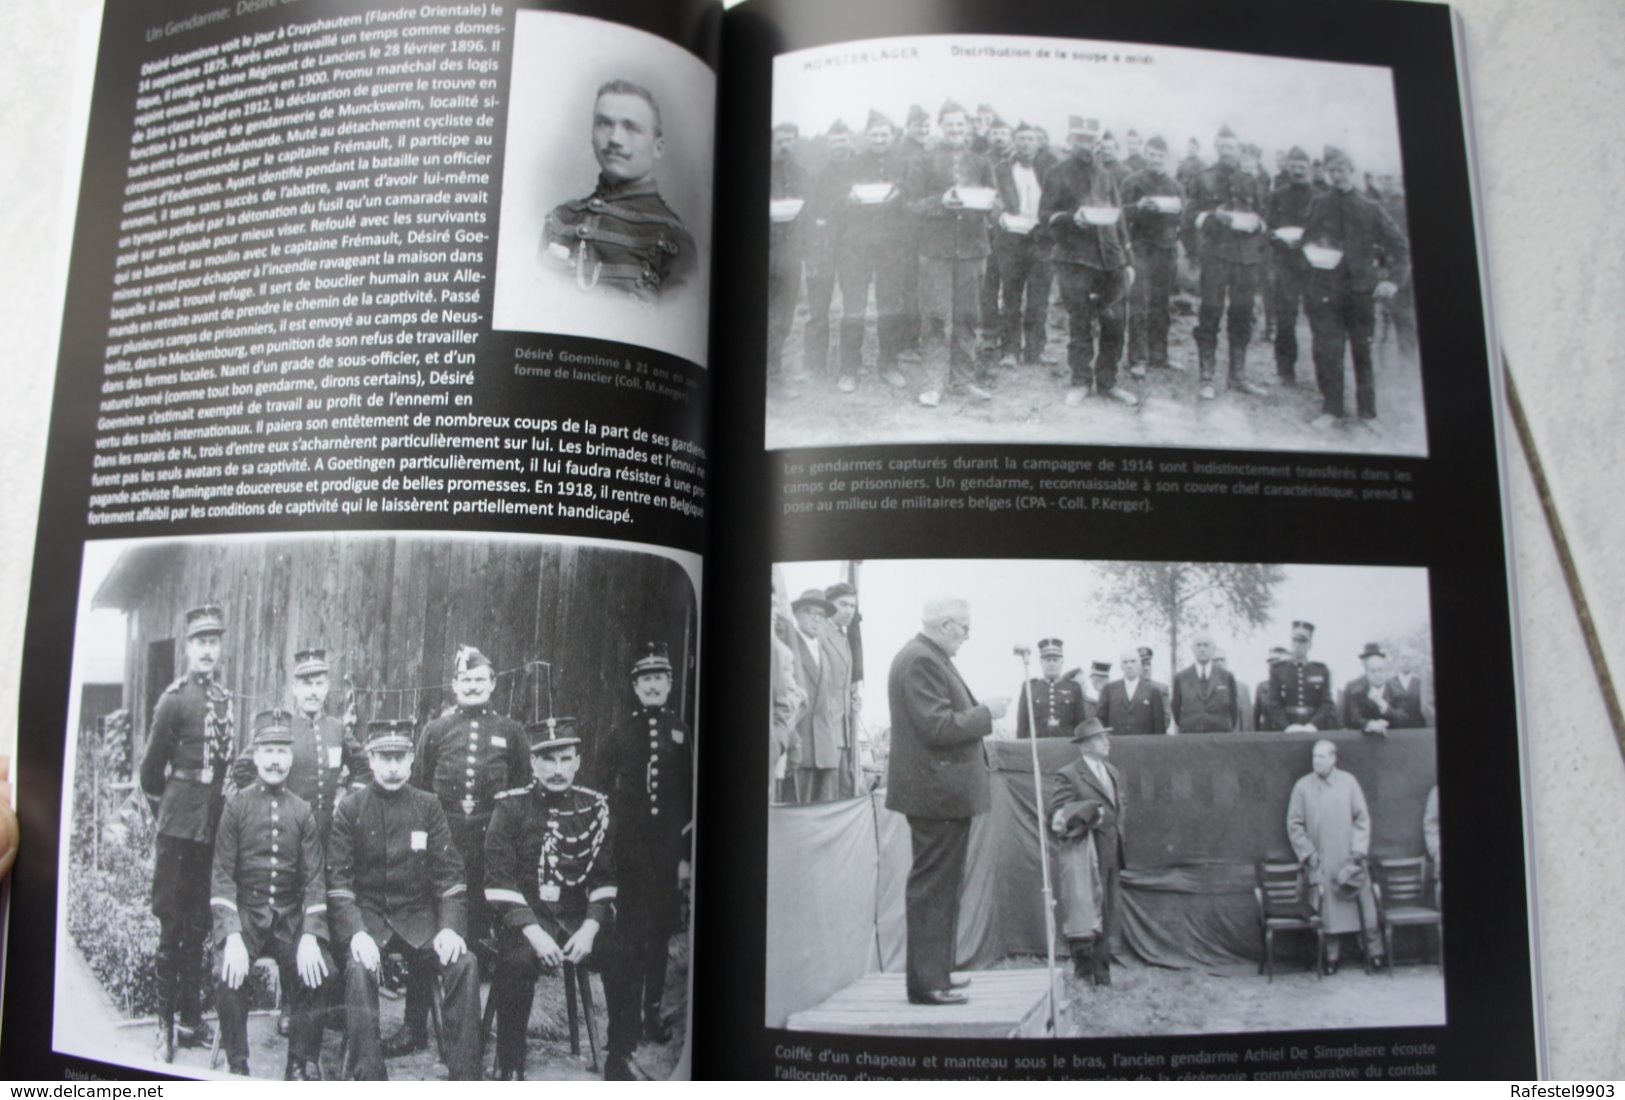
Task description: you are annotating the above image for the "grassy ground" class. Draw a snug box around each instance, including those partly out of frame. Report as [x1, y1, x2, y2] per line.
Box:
[766, 286, 1427, 457]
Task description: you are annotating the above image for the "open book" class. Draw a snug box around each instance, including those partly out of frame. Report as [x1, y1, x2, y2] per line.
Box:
[1, 0, 1542, 1082]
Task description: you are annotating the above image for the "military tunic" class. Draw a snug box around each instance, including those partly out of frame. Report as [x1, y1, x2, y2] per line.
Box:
[231, 712, 368, 848]
[542, 174, 696, 303]
[1182, 162, 1268, 379]
[1040, 152, 1132, 392]
[327, 782, 479, 1080]
[210, 781, 332, 1068]
[605, 704, 693, 1019]
[485, 781, 632, 1066]
[1015, 676, 1087, 739]
[905, 145, 997, 394]
[1265, 180, 1320, 379]
[1264, 660, 1339, 730]
[1121, 167, 1186, 368]
[837, 145, 912, 375]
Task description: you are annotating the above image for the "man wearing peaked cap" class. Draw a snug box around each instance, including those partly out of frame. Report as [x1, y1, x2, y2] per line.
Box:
[232, 647, 369, 852]
[1183, 123, 1270, 400]
[903, 99, 1000, 407]
[1301, 143, 1410, 430]
[328, 717, 480, 1079]
[394, 645, 528, 1056]
[211, 709, 333, 1078]
[1017, 638, 1087, 739]
[485, 718, 635, 1078]
[140, 603, 233, 1061]
[604, 642, 693, 1047]
[1341, 641, 1426, 734]
[834, 107, 912, 393]
[1048, 718, 1127, 985]
[1265, 621, 1339, 731]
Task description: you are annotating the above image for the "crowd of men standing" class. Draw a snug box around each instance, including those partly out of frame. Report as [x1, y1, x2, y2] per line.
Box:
[769, 101, 1413, 430]
[137, 605, 692, 1080]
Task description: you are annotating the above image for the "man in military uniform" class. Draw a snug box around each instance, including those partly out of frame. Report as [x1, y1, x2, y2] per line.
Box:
[767, 123, 809, 391]
[139, 604, 233, 1061]
[1016, 638, 1087, 739]
[836, 110, 912, 393]
[1098, 131, 1131, 189]
[604, 643, 693, 1046]
[211, 710, 333, 1079]
[991, 121, 1054, 369]
[1176, 138, 1205, 193]
[484, 719, 633, 1080]
[541, 79, 696, 303]
[1122, 135, 1186, 375]
[1254, 646, 1290, 731]
[803, 119, 857, 382]
[328, 720, 480, 1080]
[1265, 621, 1339, 732]
[1041, 116, 1138, 408]
[1300, 146, 1410, 429]
[1266, 147, 1317, 385]
[905, 100, 999, 407]
[1182, 124, 1270, 400]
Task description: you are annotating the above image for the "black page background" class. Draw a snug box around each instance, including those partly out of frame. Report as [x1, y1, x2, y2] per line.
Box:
[696, 0, 1537, 1079]
[0, 0, 720, 1080]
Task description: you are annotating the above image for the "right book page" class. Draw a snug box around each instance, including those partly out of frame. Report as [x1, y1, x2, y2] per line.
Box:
[698, 0, 1539, 1080]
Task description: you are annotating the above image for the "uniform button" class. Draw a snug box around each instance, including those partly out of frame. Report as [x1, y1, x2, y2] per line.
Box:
[650, 781, 659, 790]
[588, 198, 604, 211]
[466, 768, 475, 777]
[649, 718, 658, 726]
[651, 807, 660, 816]
[466, 754, 476, 763]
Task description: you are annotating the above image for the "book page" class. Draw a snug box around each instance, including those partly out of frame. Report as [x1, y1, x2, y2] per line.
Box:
[2, 0, 718, 1083]
[697, 0, 1540, 1080]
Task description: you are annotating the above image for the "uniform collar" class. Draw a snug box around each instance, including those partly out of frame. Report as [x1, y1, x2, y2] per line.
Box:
[595, 173, 661, 201]
[459, 704, 491, 717]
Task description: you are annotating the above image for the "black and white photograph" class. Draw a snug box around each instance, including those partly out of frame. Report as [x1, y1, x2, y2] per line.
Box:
[765, 36, 1424, 455]
[52, 531, 699, 1081]
[767, 559, 1441, 1039]
[491, 11, 715, 367]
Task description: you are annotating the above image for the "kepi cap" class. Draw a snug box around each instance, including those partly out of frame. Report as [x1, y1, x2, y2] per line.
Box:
[185, 604, 225, 639]
[631, 641, 673, 678]
[527, 716, 582, 753]
[251, 708, 294, 747]
[293, 648, 329, 678]
[1038, 638, 1064, 658]
[365, 718, 415, 754]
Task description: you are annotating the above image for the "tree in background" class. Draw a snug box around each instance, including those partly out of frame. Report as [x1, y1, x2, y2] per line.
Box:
[1094, 562, 1287, 679]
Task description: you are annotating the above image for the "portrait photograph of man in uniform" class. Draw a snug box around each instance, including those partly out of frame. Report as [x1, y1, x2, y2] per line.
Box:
[47, 530, 699, 1081]
[763, 34, 1424, 456]
[765, 559, 1443, 1040]
[491, 11, 715, 367]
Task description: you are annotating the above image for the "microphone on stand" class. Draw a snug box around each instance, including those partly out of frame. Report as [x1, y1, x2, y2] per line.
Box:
[1013, 644, 1033, 659]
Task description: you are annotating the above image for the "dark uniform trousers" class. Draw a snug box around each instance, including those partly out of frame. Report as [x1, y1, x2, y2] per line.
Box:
[606, 818, 683, 1022]
[1274, 262, 1307, 380]
[218, 938, 334, 1068]
[919, 258, 986, 392]
[345, 940, 478, 1080]
[1056, 263, 1129, 392]
[493, 928, 635, 1070]
[154, 835, 215, 1023]
[904, 816, 970, 997]
[992, 233, 1050, 363]
[1195, 260, 1262, 381]
[1129, 245, 1177, 368]
[1308, 273, 1378, 418]
[837, 241, 908, 375]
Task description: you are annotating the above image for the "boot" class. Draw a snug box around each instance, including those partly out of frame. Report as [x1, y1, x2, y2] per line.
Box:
[175, 1015, 213, 1049]
[284, 1057, 312, 1081]
[380, 1023, 428, 1058]
[153, 1014, 176, 1064]
[1070, 940, 1093, 980]
[642, 1004, 672, 1044]
[604, 1052, 635, 1081]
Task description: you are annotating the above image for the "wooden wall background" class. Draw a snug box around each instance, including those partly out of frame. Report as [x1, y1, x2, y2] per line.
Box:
[94, 536, 697, 790]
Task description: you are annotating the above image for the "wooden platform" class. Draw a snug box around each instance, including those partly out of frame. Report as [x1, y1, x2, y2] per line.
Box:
[785, 970, 1056, 1039]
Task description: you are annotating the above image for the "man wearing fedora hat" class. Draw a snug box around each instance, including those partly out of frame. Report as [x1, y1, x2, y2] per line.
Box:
[604, 642, 692, 1047]
[1265, 621, 1338, 732]
[328, 719, 481, 1079]
[1016, 638, 1086, 740]
[1049, 719, 1127, 985]
[788, 589, 846, 803]
[485, 718, 636, 1079]
[1341, 643, 1426, 734]
[211, 709, 334, 1078]
[140, 603, 233, 1061]
[1286, 740, 1385, 974]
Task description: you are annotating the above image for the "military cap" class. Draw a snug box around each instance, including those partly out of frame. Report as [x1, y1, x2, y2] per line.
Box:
[1101, 129, 1116, 142]
[1323, 145, 1353, 168]
[185, 604, 225, 639]
[1137, 645, 1155, 663]
[1359, 642, 1388, 660]
[824, 581, 857, 602]
[939, 99, 969, 121]
[1291, 620, 1316, 638]
[251, 708, 294, 747]
[527, 715, 582, 753]
[1038, 638, 1065, 658]
[1216, 124, 1237, 140]
[1146, 135, 1168, 152]
[907, 104, 929, 125]
[454, 644, 493, 674]
[791, 588, 835, 616]
[1071, 717, 1112, 743]
[828, 118, 851, 136]
[1287, 145, 1310, 163]
[630, 641, 673, 678]
[365, 718, 415, 753]
[1014, 119, 1041, 135]
[1267, 646, 1291, 664]
[292, 647, 329, 678]
[1090, 660, 1112, 675]
[865, 108, 894, 132]
[988, 116, 1011, 132]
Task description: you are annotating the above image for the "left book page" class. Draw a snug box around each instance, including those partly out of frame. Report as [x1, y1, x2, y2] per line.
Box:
[0, 0, 718, 1083]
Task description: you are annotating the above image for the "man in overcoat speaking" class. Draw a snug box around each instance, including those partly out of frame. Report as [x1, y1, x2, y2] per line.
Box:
[884, 597, 1008, 1005]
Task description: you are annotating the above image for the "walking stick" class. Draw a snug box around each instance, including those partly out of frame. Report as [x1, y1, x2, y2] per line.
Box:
[1013, 646, 1060, 1036]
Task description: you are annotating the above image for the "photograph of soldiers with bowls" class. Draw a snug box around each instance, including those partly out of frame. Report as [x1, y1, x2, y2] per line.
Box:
[766, 559, 1441, 1040]
[52, 531, 698, 1080]
[765, 35, 1422, 457]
